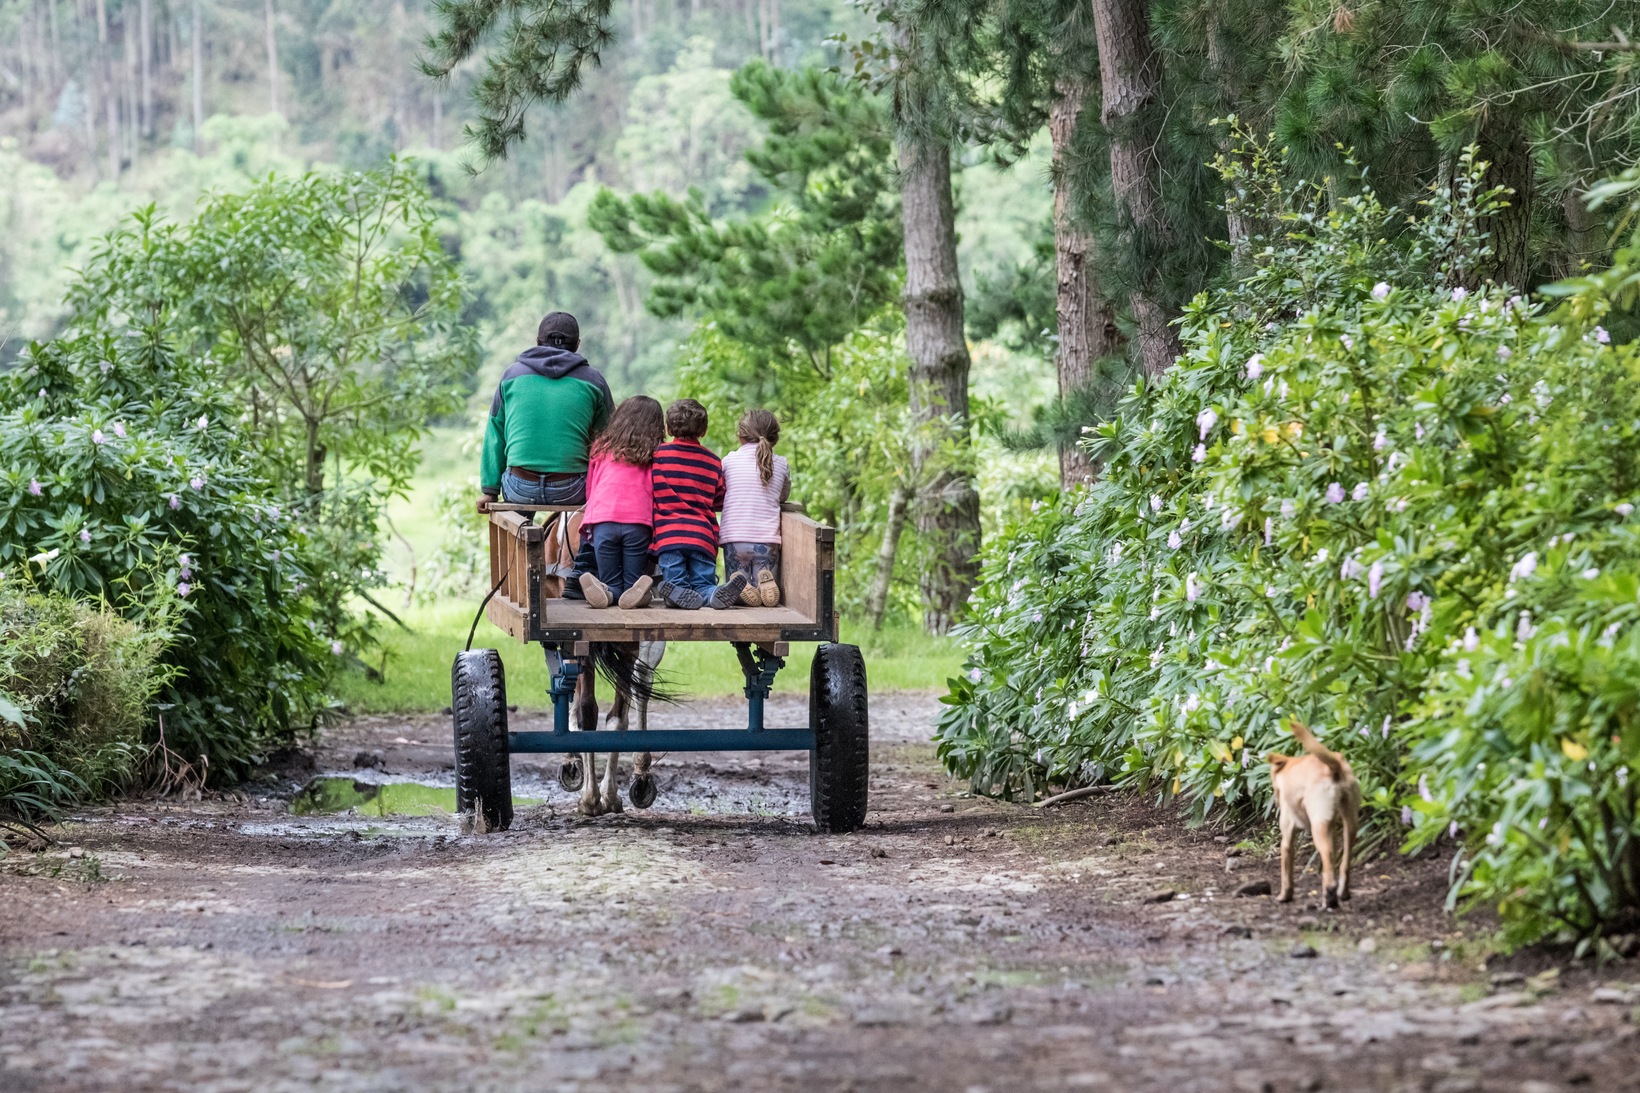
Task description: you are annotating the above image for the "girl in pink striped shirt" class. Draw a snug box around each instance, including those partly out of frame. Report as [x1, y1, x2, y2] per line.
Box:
[719, 409, 791, 607]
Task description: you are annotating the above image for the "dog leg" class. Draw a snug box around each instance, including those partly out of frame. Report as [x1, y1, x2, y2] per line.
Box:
[1277, 812, 1297, 903]
[1314, 817, 1339, 910]
[1338, 801, 1357, 902]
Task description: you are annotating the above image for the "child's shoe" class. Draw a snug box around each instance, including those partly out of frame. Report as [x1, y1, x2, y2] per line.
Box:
[757, 571, 780, 607]
[739, 580, 761, 607]
[618, 575, 654, 609]
[709, 573, 748, 609]
[662, 582, 706, 610]
[581, 574, 612, 608]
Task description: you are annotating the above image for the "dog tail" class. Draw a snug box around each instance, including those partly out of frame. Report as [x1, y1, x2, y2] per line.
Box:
[1289, 719, 1345, 780]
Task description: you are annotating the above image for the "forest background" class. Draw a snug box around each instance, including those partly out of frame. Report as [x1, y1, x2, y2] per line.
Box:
[7, 0, 1640, 950]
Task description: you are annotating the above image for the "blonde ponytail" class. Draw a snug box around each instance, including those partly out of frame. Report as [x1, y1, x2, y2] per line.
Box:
[736, 409, 781, 486]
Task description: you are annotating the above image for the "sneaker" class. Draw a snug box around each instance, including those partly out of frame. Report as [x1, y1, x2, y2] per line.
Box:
[581, 573, 612, 609]
[739, 580, 762, 607]
[562, 573, 585, 600]
[618, 575, 654, 609]
[663, 582, 706, 611]
[709, 573, 749, 610]
[757, 571, 780, 607]
[654, 578, 677, 606]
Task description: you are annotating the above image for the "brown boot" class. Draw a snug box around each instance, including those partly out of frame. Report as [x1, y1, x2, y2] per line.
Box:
[757, 571, 780, 607]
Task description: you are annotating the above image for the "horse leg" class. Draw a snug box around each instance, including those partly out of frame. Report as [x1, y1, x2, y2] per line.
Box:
[574, 658, 605, 816]
[632, 640, 665, 784]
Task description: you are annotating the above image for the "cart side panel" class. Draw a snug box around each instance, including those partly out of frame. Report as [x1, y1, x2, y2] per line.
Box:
[487, 511, 547, 642]
[781, 510, 837, 640]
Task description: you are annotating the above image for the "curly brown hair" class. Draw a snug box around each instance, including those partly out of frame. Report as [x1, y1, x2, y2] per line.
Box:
[593, 395, 666, 467]
[666, 398, 709, 439]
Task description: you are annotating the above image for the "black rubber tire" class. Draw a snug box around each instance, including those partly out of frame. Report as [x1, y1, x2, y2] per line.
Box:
[558, 759, 584, 792]
[451, 649, 512, 833]
[810, 643, 869, 833]
[628, 772, 657, 810]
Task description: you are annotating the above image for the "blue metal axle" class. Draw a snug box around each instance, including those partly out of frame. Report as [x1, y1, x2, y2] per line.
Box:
[510, 728, 815, 753]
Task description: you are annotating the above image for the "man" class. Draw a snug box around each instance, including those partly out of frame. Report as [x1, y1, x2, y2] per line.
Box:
[477, 312, 613, 510]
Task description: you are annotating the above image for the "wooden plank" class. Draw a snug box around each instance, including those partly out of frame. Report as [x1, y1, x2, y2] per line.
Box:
[780, 511, 819, 621]
[485, 596, 530, 642]
[536, 599, 817, 643]
[482, 503, 582, 513]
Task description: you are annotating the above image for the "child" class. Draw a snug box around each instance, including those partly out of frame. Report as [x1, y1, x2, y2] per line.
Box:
[650, 399, 749, 610]
[578, 395, 664, 610]
[718, 409, 791, 607]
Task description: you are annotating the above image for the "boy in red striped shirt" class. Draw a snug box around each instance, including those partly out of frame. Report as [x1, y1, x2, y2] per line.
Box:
[650, 400, 749, 610]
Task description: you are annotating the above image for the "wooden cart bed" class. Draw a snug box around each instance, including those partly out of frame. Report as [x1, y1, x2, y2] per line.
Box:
[484, 505, 837, 645]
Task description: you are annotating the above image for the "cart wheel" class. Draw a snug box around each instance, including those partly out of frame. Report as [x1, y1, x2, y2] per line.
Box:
[558, 758, 584, 792]
[628, 772, 658, 810]
[809, 643, 869, 833]
[452, 649, 512, 833]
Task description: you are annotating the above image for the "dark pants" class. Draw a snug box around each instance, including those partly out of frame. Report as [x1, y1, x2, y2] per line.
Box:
[591, 522, 651, 598]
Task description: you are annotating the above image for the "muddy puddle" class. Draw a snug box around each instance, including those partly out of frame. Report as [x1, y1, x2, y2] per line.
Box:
[291, 777, 543, 817]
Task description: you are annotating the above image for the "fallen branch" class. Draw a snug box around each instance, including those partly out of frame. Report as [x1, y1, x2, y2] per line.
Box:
[1034, 785, 1119, 809]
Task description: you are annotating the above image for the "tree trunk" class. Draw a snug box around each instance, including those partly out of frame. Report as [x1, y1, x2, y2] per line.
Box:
[97, 0, 119, 180]
[263, 0, 279, 117]
[191, 0, 203, 147]
[898, 118, 980, 635]
[305, 418, 326, 495]
[1049, 78, 1123, 487]
[138, 0, 151, 136]
[1558, 185, 1607, 278]
[867, 483, 912, 630]
[1091, 0, 1180, 378]
[1473, 118, 1534, 291]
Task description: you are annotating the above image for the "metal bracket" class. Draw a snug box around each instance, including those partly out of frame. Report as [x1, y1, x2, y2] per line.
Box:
[544, 646, 582, 735]
[734, 642, 785, 732]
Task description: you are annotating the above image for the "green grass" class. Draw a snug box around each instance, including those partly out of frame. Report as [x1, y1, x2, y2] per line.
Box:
[334, 599, 963, 714]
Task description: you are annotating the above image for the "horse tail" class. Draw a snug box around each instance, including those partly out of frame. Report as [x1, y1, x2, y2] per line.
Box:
[586, 642, 679, 707]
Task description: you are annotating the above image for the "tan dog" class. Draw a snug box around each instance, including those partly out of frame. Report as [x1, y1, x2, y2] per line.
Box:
[1268, 720, 1361, 909]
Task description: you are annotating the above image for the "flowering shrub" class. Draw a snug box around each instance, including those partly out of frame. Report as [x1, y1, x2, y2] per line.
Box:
[939, 143, 1640, 943]
[2, 328, 335, 777]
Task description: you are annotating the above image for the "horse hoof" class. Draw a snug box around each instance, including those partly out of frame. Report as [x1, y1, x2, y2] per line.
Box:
[629, 773, 657, 809]
[558, 760, 583, 792]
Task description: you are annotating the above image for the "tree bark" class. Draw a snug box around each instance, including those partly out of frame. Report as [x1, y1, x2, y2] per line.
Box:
[866, 482, 912, 630]
[1558, 185, 1607, 278]
[191, 0, 203, 147]
[138, 0, 151, 136]
[1090, 0, 1180, 378]
[1049, 79, 1123, 487]
[898, 119, 980, 635]
[263, 0, 280, 117]
[1471, 118, 1534, 291]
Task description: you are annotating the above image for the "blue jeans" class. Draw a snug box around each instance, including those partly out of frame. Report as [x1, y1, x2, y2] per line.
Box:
[591, 522, 651, 598]
[500, 469, 586, 506]
[656, 548, 720, 596]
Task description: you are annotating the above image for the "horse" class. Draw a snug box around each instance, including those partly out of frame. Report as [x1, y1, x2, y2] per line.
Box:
[542, 510, 667, 816]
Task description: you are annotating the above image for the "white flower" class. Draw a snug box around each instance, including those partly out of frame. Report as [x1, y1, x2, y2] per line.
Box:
[1452, 286, 1467, 302]
[1401, 805, 1414, 826]
[1150, 495, 1163, 513]
[1264, 517, 1273, 545]
[1220, 507, 1240, 530]
[1185, 572, 1201, 602]
[91, 429, 105, 445]
[968, 667, 983, 684]
[1197, 408, 1218, 440]
[190, 476, 205, 491]
[1415, 421, 1425, 440]
[1390, 497, 1410, 513]
[27, 479, 42, 497]
[1182, 694, 1201, 714]
[1616, 503, 1635, 518]
[1449, 821, 1459, 839]
[1168, 530, 1183, 550]
[1497, 345, 1512, 359]
[1245, 354, 1264, 380]
[113, 422, 126, 439]
[197, 415, 208, 431]
[1109, 542, 1123, 563]
[1351, 482, 1369, 502]
[1509, 552, 1538, 582]
[1325, 482, 1345, 504]
[1278, 380, 1289, 400]
[1382, 716, 1392, 739]
[27, 548, 59, 568]
[1463, 627, 1480, 652]
[1341, 557, 1365, 580]
[1582, 567, 1601, 580]
[1595, 326, 1611, 344]
[1191, 443, 1206, 463]
[331, 640, 344, 656]
[1341, 334, 1354, 350]
[1373, 432, 1388, 451]
[1418, 774, 1432, 802]
[168, 494, 182, 510]
[1516, 611, 1535, 642]
[1368, 560, 1384, 599]
[78, 528, 90, 544]
[1372, 282, 1390, 300]
[177, 581, 191, 597]
[1280, 499, 1296, 519]
[1406, 591, 1430, 612]
[1315, 548, 1330, 563]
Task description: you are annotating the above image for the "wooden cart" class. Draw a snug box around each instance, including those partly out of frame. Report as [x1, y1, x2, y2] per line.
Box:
[449, 504, 869, 832]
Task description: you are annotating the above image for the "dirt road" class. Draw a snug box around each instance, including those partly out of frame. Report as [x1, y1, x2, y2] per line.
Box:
[3, 692, 1638, 1092]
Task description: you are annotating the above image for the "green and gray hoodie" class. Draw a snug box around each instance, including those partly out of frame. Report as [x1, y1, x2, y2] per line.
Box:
[479, 346, 614, 497]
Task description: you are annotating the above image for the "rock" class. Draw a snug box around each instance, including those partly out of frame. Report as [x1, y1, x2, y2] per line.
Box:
[876, 945, 903, 958]
[352, 750, 384, 770]
[1489, 971, 1526, 989]
[67, 847, 84, 859]
[1103, 835, 1121, 846]
[1143, 889, 1180, 904]
[722, 1007, 765, 1023]
[1289, 944, 1319, 959]
[1357, 937, 1378, 954]
[1234, 880, 1271, 898]
[1591, 987, 1632, 1005]
[1612, 934, 1640, 958]
[869, 847, 887, 859]
[938, 804, 955, 813]
[1222, 925, 1253, 938]
[944, 836, 955, 846]
[955, 915, 981, 927]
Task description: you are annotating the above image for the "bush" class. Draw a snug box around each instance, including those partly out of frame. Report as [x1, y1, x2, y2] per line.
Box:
[0, 584, 168, 819]
[1, 327, 336, 778]
[938, 140, 1640, 944]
